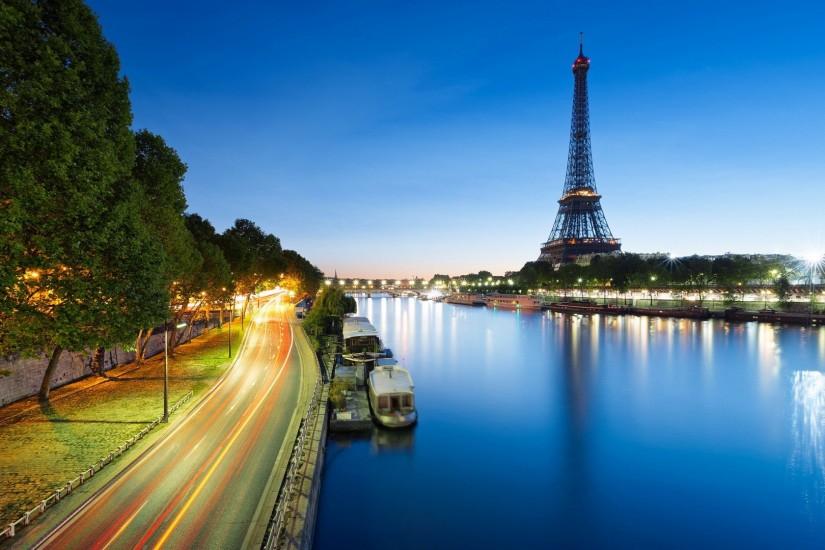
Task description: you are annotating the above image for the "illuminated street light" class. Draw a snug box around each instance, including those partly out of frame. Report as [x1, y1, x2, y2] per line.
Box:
[325, 280, 332, 286]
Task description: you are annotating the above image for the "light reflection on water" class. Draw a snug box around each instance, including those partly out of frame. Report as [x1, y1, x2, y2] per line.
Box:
[792, 371, 825, 508]
[317, 298, 825, 548]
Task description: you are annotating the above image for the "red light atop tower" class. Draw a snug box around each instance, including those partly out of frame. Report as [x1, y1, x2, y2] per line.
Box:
[572, 33, 589, 72]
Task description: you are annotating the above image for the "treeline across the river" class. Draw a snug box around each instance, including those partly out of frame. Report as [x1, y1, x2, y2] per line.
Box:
[0, 1, 322, 400]
[431, 253, 820, 303]
[516, 254, 807, 300]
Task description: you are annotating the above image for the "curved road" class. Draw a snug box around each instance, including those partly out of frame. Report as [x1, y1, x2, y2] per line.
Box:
[23, 297, 314, 549]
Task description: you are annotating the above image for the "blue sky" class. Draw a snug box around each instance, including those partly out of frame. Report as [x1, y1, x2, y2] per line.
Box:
[88, 0, 825, 278]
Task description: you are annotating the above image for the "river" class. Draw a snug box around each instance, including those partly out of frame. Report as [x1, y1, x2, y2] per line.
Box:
[314, 297, 825, 548]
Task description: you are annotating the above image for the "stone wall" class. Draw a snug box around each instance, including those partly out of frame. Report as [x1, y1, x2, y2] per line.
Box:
[0, 318, 221, 407]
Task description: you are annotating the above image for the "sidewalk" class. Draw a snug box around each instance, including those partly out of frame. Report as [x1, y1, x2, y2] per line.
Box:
[0, 322, 243, 526]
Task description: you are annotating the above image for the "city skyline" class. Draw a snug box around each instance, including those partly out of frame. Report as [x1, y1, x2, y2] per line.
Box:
[88, 0, 825, 278]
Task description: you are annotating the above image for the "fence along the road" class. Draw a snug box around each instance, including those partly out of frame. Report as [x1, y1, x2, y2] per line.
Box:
[262, 368, 325, 549]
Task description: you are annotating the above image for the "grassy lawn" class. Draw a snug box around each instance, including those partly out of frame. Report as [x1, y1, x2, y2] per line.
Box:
[0, 322, 244, 525]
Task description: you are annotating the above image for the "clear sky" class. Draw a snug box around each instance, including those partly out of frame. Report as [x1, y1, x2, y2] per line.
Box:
[88, 0, 825, 278]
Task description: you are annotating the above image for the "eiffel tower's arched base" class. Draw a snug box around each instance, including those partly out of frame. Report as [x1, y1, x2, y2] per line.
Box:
[538, 238, 621, 267]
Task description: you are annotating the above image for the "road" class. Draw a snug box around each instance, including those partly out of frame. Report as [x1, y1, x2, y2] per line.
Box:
[22, 297, 314, 549]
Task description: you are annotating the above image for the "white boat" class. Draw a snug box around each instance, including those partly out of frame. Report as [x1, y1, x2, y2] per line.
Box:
[483, 292, 543, 310]
[368, 359, 417, 428]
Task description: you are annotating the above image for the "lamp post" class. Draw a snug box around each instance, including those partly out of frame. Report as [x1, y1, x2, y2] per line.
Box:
[163, 321, 187, 422]
[228, 298, 233, 358]
[649, 275, 657, 306]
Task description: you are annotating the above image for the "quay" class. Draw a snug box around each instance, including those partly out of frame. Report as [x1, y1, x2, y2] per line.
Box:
[328, 363, 373, 433]
[544, 300, 824, 325]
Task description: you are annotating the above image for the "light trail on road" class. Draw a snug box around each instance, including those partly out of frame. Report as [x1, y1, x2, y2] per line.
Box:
[26, 297, 309, 549]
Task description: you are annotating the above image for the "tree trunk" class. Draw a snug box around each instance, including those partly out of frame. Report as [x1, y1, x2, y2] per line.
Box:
[39, 346, 63, 402]
[91, 347, 106, 377]
[135, 330, 143, 364]
[140, 327, 154, 361]
[136, 327, 154, 364]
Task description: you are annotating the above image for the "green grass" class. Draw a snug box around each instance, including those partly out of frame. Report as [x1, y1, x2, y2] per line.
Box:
[0, 322, 244, 525]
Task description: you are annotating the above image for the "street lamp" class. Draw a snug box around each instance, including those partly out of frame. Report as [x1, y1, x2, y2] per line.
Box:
[163, 321, 187, 422]
[650, 275, 657, 306]
[228, 299, 233, 358]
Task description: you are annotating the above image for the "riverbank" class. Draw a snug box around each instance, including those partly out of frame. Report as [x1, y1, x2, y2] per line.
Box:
[545, 300, 825, 325]
[0, 320, 244, 530]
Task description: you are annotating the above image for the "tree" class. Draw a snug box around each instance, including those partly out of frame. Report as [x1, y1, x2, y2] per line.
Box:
[0, 0, 168, 399]
[280, 249, 323, 296]
[774, 275, 791, 305]
[185, 213, 233, 326]
[132, 130, 201, 358]
[303, 286, 355, 348]
[516, 261, 555, 289]
[219, 219, 285, 320]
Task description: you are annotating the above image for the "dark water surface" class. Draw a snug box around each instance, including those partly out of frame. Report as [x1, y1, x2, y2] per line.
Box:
[315, 297, 825, 549]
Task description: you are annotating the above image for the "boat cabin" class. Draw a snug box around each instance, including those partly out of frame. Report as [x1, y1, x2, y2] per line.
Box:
[368, 360, 417, 428]
[343, 316, 382, 353]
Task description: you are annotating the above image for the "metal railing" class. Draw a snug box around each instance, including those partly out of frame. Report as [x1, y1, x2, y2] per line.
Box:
[0, 390, 194, 540]
[262, 373, 325, 549]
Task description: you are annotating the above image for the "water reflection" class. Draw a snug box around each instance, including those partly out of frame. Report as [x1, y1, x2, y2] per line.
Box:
[318, 299, 825, 548]
[556, 315, 592, 526]
[328, 427, 415, 456]
[792, 371, 825, 507]
[371, 427, 415, 454]
[755, 323, 781, 392]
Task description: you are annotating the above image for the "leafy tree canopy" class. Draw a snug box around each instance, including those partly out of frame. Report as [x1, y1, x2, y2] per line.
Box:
[0, 0, 167, 398]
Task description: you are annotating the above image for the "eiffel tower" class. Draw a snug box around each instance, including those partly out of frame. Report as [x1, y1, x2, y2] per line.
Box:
[538, 35, 620, 266]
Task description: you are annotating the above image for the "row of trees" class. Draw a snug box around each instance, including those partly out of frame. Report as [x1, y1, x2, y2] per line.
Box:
[516, 254, 807, 301]
[428, 255, 815, 305]
[0, 1, 322, 400]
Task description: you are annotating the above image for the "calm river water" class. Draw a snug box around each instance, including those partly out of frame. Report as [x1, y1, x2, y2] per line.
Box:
[315, 297, 825, 548]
